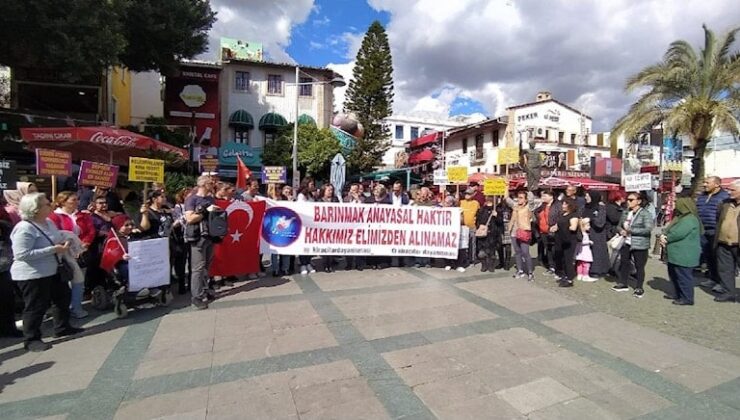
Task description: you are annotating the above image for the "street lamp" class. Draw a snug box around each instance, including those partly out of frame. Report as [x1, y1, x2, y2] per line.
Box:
[289, 66, 346, 189]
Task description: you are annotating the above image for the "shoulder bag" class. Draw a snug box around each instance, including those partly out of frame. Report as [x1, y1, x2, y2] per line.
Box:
[475, 210, 496, 238]
[28, 221, 75, 283]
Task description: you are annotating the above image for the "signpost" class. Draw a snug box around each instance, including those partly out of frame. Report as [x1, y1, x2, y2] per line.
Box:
[624, 173, 652, 192]
[78, 160, 119, 189]
[446, 166, 468, 184]
[483, 178, 507, 196]
[128, 157, 165, 183]
[35, 148, 72, 198]
[261, 166, 287, 184]
[0, 160, 17, 190]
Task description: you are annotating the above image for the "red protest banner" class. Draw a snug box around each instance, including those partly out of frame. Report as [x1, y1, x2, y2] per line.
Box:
[35, 148, 72, 177]
[78, 160, 119, 189]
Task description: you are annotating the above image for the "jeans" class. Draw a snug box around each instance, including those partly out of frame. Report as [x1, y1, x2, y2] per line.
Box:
[513, 238, 533, 274]
[189, 238, 214, 300]
[538, 234, 555, 270]
[716, 243, 739, 295]
[271, 254, 291, 273]
[17, 275, 71, 343]
[667, 263, 695, 303]
[619, 245, 649, 289]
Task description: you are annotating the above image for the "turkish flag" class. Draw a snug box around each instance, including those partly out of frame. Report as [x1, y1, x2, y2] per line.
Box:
[236, 154, 252, 190]
[100, 236, 126, 273]
[209, 199, 265, 276]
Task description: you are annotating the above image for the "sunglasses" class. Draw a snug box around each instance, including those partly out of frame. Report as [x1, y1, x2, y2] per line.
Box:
[627, 198, 638, 202]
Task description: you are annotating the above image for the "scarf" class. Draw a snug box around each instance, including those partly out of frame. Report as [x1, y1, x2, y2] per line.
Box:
[2, 182, 34, 207]
[665, 196, 703, 234]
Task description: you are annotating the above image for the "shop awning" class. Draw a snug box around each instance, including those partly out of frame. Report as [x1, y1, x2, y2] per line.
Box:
[228, 110, 254, 129]
[258, 112, 288, 131]
[506, 176, 620, 191]
[20, 126, 188, 165]
[408, 132, 440, 148]
[468, 173, 500, 184]
[407, 149, 434, 164]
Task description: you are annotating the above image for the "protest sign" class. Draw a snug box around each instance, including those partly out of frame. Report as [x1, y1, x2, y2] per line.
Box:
[624, 173, 652, 192]
[127, 238, 170, 291]
[35, 148, 72, 177]
[260, 200, 461, 258]
[78, 160, 119, 188]
[483, 178, 507, 196]
[446, 166, 468, 184]
[128, 157, 165, 183]
[0, 160, 18, 190]
[433, 169, 448, 186]
[497, 147, 519, 165]
[199, 154, 219, 173]
[261, 166, 287, 184]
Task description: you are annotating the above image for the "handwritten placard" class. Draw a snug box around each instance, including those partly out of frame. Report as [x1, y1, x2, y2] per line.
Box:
[483, 178, 507, 195]
[497, 147, 519, 165]
[128, 157, 165, 183]
[127, 238, 170, 291]
[261, 166, 287, 184]
[446, 166, 468, 184]
[78, 160, 119, 188]
[35, 148, 72, 177]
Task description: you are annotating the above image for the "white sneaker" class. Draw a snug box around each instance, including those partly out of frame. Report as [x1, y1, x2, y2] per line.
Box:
[582, 276, 598, 283]
[136, 288, 151, 298]
[308, 265, 316, 273]
[456, 267, 466, 273]
[445, 266, 452, 271]
[576, 275, 583, 282]
[300, 267, 308, 275]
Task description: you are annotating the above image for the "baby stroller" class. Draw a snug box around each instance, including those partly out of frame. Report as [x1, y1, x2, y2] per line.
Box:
[91, 261, 172, 318]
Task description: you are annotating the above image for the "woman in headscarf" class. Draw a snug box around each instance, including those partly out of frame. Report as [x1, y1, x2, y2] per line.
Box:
[3, 182, 38, 225]
[659, 196, 702, 305]
[582, 191, 610, 280]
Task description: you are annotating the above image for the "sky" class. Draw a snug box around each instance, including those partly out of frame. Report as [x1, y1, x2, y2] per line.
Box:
[203, 0, 740, 132]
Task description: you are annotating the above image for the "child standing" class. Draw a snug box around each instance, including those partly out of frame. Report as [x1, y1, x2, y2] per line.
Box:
[575, 218, 597, 282]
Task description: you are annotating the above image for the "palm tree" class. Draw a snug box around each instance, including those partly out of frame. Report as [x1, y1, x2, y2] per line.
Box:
[611, 24, 740, 194]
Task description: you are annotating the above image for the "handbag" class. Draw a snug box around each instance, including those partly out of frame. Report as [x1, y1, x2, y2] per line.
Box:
[608, 233, 625, 251]
[475, 210, 496, 238]
[515, 229, 532, 243]
[28, 221, 75, 283]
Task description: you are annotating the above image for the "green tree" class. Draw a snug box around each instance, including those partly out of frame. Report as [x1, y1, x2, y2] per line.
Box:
[344, 20, 394, 173]
[262, 124, 341, 181]
[0, 0, 216, 82]
[611, 24, 740, 194]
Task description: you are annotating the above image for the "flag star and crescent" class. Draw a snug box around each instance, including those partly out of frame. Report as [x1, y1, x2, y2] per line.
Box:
[209, 198, 266, 277]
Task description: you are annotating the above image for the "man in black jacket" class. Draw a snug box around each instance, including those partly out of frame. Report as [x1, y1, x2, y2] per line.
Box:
[713, 180, 740, 302]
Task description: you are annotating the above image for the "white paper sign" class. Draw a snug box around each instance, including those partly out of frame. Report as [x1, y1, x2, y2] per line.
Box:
[433, 169, 448, 186]
[128, 238, 170, 291]
[624, 173, 652, 192]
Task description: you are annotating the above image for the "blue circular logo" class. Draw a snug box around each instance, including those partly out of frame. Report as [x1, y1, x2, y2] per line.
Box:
[261, 207, 302, 247]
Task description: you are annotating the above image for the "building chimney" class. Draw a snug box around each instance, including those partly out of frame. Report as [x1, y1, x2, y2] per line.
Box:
[536, 91, 552, 102]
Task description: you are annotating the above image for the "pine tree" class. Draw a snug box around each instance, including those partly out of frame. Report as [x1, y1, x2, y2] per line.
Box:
[344, 21, 394, 173]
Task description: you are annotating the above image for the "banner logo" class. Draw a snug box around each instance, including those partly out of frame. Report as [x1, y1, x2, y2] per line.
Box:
[261, 207, 301, 247]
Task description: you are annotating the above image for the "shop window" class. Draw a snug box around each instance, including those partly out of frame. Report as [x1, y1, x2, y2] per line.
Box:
[235, 129, 249, 144]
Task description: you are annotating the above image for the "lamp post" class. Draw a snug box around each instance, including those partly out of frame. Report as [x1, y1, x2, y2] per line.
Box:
[289, 66, 346, 190]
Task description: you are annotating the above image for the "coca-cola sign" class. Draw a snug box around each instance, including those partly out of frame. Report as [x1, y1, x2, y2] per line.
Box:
[89, 131, 139, 147]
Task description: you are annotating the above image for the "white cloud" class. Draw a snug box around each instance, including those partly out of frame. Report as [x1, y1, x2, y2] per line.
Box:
[363, 0, 740, 130]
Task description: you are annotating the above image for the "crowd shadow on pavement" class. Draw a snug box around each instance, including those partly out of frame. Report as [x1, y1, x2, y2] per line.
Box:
[0, 361, 54, 392]
[647, 277, 674, 295]
[214, 276, 290, 299]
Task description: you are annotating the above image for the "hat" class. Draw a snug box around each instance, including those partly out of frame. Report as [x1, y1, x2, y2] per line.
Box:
[111, 215, 132, 233]
[464, 188, 475, 195]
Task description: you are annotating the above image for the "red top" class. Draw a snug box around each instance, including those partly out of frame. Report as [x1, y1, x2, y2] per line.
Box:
[49, 210, 96, 245]
[538, 205, 550, 234]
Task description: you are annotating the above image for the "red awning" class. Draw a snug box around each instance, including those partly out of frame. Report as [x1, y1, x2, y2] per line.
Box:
[408, 132, 440, 148]
[408, 149, 434, 164]
[560, 177, 620, 191]
[468, 173, 499, 184]
[20, 126, 189, 165]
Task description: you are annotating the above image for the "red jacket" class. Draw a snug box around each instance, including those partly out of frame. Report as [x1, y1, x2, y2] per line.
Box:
[49, 210, 96, 246]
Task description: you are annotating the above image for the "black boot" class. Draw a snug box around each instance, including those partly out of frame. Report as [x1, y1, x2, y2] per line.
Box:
[487, 258, 495, 273]
[480, 258, 488, 272]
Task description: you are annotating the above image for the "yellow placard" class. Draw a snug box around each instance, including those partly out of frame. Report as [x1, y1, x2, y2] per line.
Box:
[128, 157, 164, 183]
[446, 166, 468, 184]
[497, 147, 519, 165]
[483, 178, 507, 195]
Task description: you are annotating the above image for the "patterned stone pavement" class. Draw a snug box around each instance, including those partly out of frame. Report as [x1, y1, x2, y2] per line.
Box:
[1, 264, 739, 419]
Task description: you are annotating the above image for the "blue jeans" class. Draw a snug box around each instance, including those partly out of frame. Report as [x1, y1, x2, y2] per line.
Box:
[700, 232, 719, 281]
[667, 263, 695, 303]
[513, 238, 533, 274]
[271, 254, 291, 273]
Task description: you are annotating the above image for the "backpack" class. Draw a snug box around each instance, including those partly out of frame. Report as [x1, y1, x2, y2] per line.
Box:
[203, 207, 228, 243]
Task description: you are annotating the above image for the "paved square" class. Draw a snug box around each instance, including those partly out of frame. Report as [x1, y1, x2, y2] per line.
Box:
[1, 266, 739, 419]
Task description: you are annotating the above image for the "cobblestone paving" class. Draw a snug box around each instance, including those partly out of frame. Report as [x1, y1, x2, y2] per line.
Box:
[1, 261, 739, 419]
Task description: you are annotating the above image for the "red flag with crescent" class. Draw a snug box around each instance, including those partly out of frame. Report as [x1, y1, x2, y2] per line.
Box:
[209, 199, 265, 276]
[100, 236, 126, 273]
[236, 154, 252, 190]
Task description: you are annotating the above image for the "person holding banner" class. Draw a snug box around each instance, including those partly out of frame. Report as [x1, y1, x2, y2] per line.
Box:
[365, 184, 393, 269]
[495, 198, 513, 270]
[273, 185, 297, 276]
[441, 195, 466, 272]
[344, 183, 365, 271]
[319, 184, 340, 272]
[49, 191, 95, 319]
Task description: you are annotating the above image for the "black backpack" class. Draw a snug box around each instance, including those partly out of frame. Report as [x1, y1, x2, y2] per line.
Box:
[203, 207, 228, 243]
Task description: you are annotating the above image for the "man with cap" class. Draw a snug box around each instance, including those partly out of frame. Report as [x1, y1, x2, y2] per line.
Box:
[470, 182, 486, 206]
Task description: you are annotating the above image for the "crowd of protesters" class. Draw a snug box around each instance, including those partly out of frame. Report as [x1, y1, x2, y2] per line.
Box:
[1, 173, 738, 352]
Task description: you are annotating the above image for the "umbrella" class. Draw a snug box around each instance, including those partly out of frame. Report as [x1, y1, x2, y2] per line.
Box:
[20, 126, 188, 165]
[330, 153, 346, 201]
